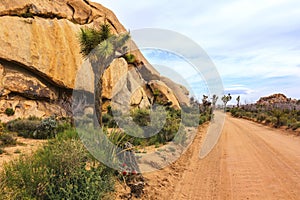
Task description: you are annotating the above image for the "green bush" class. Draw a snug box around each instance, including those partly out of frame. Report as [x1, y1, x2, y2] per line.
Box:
[6, 119, 41, 138]
[279, 115, 288, 127]
[230, 104, 300, 130]
[0, 133, 17, 147]
[290, 122, 300, 130]
[257, 113, 267, 122]
[20, 12, 34, 18]
[199, 115, 207, 125]
[55, 128, 78, 141]
[265, 117, 274, 125]
[0, 122, 4, 133]
[33, 116, 58, 139]
[124, 53, 136, 64]
[5, 108, 15, 116]
[6, 117, 72, 139]
[0, 133, 115, 200]
[0, 148, 4, 155]
[116, 108, 184, 146]
[27, 116, 42, 121]
[102, 113, 117, 128]
[131, 109, 150, 126]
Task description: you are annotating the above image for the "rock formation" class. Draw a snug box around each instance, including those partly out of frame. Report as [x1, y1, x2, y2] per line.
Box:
[256, 93, 297, 105]
[0, 0, 189, 122]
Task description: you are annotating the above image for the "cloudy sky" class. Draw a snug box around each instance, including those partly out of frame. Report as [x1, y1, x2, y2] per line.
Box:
[96, 0, 300, 104]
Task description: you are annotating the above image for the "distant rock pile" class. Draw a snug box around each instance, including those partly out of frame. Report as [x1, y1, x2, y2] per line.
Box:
[256, 93, 297, 106]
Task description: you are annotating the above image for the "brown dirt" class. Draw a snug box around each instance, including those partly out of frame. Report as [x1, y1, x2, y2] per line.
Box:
[141, 114, 300, 200]
[0, 137, 46, 171]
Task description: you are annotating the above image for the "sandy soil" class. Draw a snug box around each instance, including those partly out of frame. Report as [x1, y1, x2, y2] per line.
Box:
[142, 114, 300, 200]
[0, 137, 46, 171]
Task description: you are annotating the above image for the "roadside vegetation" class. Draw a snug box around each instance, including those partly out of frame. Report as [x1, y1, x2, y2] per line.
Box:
[0, 128, 116, 200]
[0, 94, 215, 199]
[229, 102, 300, 131]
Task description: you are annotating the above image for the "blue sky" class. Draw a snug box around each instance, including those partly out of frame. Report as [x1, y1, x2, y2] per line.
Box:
[96, 0, 300, 104]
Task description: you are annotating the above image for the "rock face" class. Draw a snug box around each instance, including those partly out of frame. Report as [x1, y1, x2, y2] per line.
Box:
[0, 0, 189, 121]
[160, 77, 190, 106]
[148, 80, 180, 109]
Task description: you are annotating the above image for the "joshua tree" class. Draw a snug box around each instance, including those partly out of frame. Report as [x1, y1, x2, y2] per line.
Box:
[202, 95, 211, 112]
[221, 93, 232, 112]
[211, 94, 218, 110]
[236, 96, 240, 108]
[79, 23, 130, 127]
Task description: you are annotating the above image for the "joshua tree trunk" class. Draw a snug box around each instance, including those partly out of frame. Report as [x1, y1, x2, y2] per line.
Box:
[94, 75, 103, 127]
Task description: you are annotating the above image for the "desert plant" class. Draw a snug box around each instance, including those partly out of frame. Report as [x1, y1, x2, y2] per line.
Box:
[27, 115, 41, 121]
[221, 94, 232, 112]
[102, 113, 117, 128]
[6, 119, 41, 138]
[290, 122, 300, 130]
[124, 53, 136, 64]
[79, 24, 130, 127]
[0, 122, 4, 133]
[236, 96, 240, 108]
[0, 133, 17, 147]
[273, 109, 283, 128]
[212, 94, 218, 110]
[5, 108, 15, 116]
[257, 113, 267, 122]
[131, 109, 150, 126]
[32, 116, 58, 139]
[14, 149, 21, 154]
[0, 131, 115, 200]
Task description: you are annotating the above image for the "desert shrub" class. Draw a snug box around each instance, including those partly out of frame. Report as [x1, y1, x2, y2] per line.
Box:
[6, 117, 71, 139]
[32, 116, 58, 139]
[5, 108, 15, 116]
[278, 115, 288, 127]
[199, 115, 207, 125]
[230, 108, 237, 115]
[6, 119, 41, 138]
[230, 103, 300, 130]
[55, 128, 78, 141]
[155, 111, 181, 144]
[265, 116, 276, 125]
[27, 115, 41, 121]
[20, 12, 34, 18]
[119, 108, 183, 146]
[131, 109, 150, 126]
[0, 122, 4, 133]
[56, 119, 73, 133]
[257, 113, 267, 122]
[0, 148, 4, 155]
[0, 133, 17, 147]
[102, 113, 117, 128]
[124, 53, 136, 64]
[0, 132, 115, 200]
[290, 122, 300, 130]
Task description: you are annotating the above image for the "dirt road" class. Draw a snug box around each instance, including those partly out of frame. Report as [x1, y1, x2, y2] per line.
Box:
[144, 114, 300, 200]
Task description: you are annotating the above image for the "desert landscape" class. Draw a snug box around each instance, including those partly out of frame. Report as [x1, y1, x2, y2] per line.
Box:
[0, 0, 299, 199]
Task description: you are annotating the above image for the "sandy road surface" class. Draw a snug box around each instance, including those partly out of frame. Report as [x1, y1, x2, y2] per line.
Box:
[144, 114, 300, 200]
